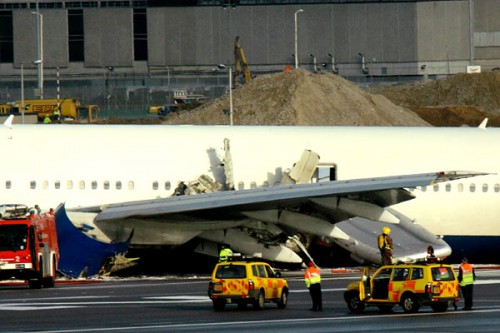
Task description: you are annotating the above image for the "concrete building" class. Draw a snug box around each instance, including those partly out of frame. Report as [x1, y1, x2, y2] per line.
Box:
[0, 0, 498, 114]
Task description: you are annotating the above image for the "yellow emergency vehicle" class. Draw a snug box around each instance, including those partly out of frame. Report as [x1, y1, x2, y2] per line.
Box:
[344, 262, 459, 313]
[208, 260, 289, 311]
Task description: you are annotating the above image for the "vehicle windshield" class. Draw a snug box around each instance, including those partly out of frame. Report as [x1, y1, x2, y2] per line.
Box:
[215, 265, 247, 279]
[431, 266, 455, 281]
[0, 225, 28, 251]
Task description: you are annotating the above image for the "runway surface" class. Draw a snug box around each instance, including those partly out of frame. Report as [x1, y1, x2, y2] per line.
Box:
[1, 268, 500, 332]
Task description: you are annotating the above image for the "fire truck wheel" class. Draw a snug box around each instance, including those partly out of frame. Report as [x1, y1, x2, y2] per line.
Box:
[28, 278, 42, 289]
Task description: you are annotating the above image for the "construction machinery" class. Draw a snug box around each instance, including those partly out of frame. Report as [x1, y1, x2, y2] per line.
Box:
[234, 36, 251, 86]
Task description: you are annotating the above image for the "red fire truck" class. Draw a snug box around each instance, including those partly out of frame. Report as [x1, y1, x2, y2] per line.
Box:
[0, 205, 59, 288]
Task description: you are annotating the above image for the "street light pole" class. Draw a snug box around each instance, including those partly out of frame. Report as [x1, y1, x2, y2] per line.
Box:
[229, 67, 233, 126]
[21, 64, 25, 124]
[32, 8, 44, 99]
[294, 9, 303, 69]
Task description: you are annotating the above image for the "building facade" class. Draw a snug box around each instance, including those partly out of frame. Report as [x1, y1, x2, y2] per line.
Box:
[0, 0, 498, 112]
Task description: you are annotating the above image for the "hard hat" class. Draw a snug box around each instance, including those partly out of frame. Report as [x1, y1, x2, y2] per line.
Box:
[382, 226, 391, 234]
[308, 261, 315, 267]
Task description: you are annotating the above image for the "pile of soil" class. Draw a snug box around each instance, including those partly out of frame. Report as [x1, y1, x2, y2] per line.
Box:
[369, 72, 500, 127]
[163, 69, 429, 126]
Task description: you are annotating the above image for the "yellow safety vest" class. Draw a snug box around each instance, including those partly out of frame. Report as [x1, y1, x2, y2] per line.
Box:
[304, 267, 321, 288]
[378, 234, 392, 250]
[459, 263, 474, 287]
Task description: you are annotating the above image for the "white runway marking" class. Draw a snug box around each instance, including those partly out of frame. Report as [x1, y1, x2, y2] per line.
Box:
[0, 305, 81, 311]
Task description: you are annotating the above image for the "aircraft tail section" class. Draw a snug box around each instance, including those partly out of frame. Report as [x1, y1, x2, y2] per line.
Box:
[54, 204, 131, 278]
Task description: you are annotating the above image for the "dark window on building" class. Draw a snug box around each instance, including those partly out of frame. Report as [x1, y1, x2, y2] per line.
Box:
[66, 2, 98, 8]
[133, 8, 148, 61]
[0, 11, 14, 63]
[68, 9, 84, 62]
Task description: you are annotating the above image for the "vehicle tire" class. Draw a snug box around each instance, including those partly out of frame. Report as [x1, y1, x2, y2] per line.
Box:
[346, 291, 365, 314]
[253, 290, 265, 310]
[212, 300, 225, 311]
[401, 294, 420, 313]
[28, 278, 42, 289]
[431, 302, 448, 313]
[277, 288, 288, 309]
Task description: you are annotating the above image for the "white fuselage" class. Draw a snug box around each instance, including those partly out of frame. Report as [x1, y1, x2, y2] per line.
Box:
[2, 124, 500, 241]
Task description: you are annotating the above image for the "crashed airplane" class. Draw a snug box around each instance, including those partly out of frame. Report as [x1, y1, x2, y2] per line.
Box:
[2, 115, 498, 276]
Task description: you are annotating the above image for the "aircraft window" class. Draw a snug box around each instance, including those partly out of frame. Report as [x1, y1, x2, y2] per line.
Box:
[152, 181, 158, 190]
[250, 182, 256, 189]
[433, 184, 439, 192]
[469, 183, 476, 192]
[238, 181, 244, 190]
[91, 181, 98, 190]
[116, 181, 122, 190]
[482, 184, 488, 192]
[445, 183, 451, 192]
[128, 181, 134, 190]
[5, 181, 11, 189]
[458, 183, 464, 192]
[66, 180, 73, 190]
[104, 181, 110, 190]
[30, 181, 36, 189]
[55, 181, 60, 189]
[42, 181, 49, 190]
[165, 181, 171, 190]
[79, 181, 85, 190]
[495, 184, 500, 193]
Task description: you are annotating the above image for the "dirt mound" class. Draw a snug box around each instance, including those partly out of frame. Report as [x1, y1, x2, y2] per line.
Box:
[369, 72, 500, 127]
[163, 69, 429, 126]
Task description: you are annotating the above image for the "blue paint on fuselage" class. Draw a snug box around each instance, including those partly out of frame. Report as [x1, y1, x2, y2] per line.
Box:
[443, 236, 500, 264]
[54, 204, 130, 278]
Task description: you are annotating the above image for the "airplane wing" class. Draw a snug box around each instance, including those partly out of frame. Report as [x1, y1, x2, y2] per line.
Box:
[62, 171, 486, 268]
[91, 171, 481, 221]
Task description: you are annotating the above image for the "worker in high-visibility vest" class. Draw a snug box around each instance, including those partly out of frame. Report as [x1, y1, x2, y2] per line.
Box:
[378, 226, 393, 265]
[218, 244, 233, 262]
[459, 257, 476, 310]
[304, 261, 322, 311]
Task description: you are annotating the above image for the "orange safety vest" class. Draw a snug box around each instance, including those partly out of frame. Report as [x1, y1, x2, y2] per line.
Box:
[304, 266, 321, 288]
[460, 263, 474, 287]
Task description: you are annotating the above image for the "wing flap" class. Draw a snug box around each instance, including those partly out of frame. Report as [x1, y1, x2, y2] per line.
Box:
[334, 208, 452, 264]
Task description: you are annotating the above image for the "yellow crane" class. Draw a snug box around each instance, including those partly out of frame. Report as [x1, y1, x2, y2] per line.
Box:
[234, 36, 251, 85]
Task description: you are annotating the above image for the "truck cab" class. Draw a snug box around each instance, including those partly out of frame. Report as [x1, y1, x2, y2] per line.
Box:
[0, 205, 59, 288]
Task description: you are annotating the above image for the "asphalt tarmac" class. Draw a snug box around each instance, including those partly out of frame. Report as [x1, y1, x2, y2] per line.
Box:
[0, 268, 500, 332]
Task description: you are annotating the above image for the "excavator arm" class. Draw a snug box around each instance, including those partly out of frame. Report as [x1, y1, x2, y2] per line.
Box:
[234, 36, 251, 84]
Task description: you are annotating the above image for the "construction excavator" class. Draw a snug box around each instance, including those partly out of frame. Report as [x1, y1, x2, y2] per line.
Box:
[234, 36, 251, 86]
